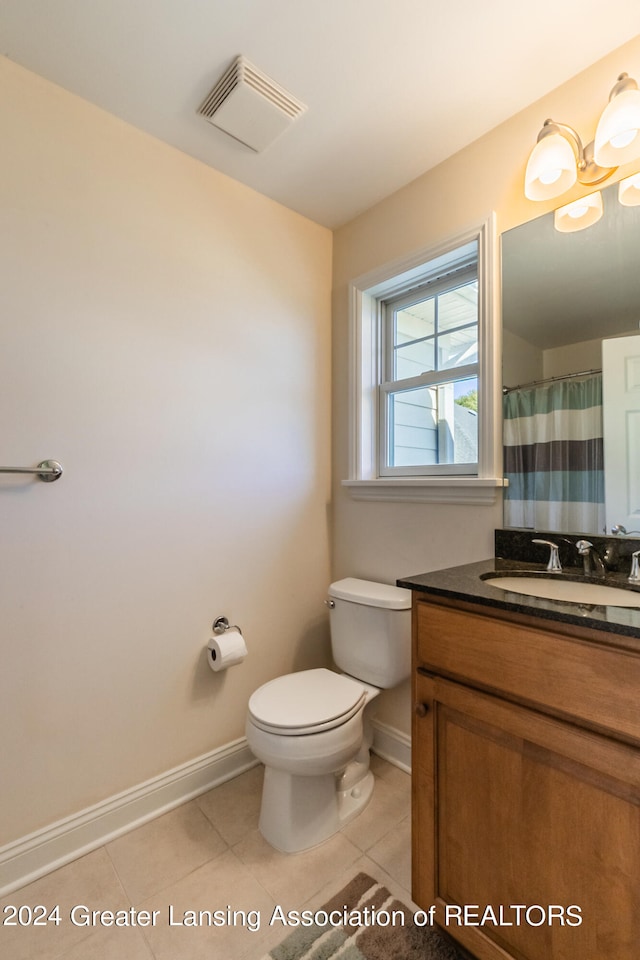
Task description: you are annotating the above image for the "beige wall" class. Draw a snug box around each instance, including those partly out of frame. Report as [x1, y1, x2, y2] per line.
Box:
[542, 329, 639, 379]
[503, 329, 543, 388]
[3, 30, 640, 848]
[332, 34, 640, 733]
[0, 57, 332, 845]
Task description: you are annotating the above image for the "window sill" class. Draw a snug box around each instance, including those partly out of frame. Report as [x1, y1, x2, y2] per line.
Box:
[342, 477, 507, 504]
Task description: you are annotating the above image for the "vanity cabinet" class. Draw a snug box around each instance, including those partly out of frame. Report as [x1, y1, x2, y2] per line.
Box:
[411, 595, 640, 960]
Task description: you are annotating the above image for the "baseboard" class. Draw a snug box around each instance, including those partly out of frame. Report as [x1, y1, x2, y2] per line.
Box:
[0, 738, 258, 898]
[1, 725, 410, 897]
[371, 719, 411, 773]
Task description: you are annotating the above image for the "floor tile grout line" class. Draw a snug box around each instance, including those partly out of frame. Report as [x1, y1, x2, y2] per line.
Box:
[5, 759, 412, 960]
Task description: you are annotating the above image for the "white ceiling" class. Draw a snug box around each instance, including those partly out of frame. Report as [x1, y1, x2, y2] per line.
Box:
[2, 1, 640, 228]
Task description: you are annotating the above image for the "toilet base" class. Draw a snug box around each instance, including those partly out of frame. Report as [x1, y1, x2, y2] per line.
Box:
[258, 761, 375, 854]
[336, 767, 375, 826]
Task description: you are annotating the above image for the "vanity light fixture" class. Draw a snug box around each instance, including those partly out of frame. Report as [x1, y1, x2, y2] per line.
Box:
[524, 72, 640, 202]
[554, 191, 603, 232]
[618, 171, 640, 206]
[524, 122, 608, 200]
[524, 124, 582, 200]
[593, 73, 640, 166]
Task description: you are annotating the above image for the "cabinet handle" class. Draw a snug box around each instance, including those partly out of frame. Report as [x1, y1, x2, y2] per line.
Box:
[414, 701, 429, 717]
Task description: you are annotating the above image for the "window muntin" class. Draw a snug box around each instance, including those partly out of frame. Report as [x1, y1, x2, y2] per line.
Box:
[380, 263, 479, 476]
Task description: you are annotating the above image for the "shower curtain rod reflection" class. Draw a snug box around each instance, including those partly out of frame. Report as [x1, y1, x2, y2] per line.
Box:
[503, 368, 602, 395]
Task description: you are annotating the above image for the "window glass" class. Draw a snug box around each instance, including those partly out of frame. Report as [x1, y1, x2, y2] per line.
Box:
[438, 282, 478, 331]
[438, 324, 478, 371]
[395, 299, 436, 342]
[394, 338, 435, 381]
[381, 258, 479, 475]
[388, 377, 478, 468]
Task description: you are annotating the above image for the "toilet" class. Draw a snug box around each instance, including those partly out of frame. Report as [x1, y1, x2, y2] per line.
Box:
[245, 577, 411, 853]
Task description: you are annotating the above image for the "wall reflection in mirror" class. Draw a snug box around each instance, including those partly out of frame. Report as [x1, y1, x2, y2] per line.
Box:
[501, 180, 640, 536]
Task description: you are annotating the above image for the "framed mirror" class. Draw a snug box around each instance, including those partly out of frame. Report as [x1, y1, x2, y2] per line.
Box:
[501, 180, 640, 534]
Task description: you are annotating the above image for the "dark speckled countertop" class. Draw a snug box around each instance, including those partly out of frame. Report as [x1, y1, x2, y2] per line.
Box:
[397, 537, 640, 641]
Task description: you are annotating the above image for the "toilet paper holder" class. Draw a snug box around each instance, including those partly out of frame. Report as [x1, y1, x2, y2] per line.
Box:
[212, 616, 241, 635]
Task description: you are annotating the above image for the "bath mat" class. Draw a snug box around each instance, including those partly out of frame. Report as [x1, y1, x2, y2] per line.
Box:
[260, 871, 467, 960]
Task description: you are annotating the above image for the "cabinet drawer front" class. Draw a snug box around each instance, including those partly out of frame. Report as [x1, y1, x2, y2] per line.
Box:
[415, 600, 640, 743]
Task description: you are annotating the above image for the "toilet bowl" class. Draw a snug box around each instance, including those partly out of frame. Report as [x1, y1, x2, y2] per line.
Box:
[245, 578, 411, 853]
[246, 668, 380, 852]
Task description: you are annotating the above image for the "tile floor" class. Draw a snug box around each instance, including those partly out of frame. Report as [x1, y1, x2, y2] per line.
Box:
[0, 756, 414, 960]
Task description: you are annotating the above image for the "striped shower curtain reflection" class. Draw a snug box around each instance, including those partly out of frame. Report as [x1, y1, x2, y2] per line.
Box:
[503, 373, 604, 533]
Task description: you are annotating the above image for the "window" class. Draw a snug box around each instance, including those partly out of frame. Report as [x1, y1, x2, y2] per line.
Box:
[345, 218, 504, 503]
[380, 264, 478, 475]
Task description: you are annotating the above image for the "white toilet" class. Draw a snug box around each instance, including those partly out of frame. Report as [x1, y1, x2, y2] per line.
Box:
[245, 577, 411, 853]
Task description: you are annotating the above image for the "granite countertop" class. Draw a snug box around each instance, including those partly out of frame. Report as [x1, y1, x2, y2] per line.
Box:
[397, 557, 640, 641]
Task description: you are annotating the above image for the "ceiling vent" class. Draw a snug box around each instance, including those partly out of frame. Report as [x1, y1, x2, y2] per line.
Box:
[198, 56, 307, 152]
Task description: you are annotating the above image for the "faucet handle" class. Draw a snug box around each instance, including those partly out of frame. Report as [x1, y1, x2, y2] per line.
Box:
[629, 550, 640, 583]
[575, 539, 593, 554]
[532, 539, 562, 573]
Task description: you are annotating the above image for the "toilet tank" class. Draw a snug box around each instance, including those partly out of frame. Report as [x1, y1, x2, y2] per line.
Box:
[327, 578, 412, 688]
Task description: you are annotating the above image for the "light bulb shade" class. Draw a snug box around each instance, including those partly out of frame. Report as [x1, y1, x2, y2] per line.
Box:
[554, 191, 603, 233]
[618, 172, 640, 206]
[594, 87, 640, 166]
[524, 132, 577, 200]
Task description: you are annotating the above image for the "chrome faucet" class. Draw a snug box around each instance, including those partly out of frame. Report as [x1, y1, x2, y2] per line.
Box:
[611, 524, 640, 536]
[575, 540, 606, 579]
[532, 539, 562, 573]
[629, 550, 640, 584]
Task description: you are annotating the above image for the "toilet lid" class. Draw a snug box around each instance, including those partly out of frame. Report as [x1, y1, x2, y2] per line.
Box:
[248, 668, 366, 736]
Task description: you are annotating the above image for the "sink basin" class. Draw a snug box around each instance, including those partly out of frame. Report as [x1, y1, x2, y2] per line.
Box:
[484, 576, 640, 608]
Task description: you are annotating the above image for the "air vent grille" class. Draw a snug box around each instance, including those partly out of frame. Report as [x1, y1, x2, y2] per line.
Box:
[198, 56, 307, 152]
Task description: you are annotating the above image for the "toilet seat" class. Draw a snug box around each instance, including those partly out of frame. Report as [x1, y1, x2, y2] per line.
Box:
[248, 668, 366, 736]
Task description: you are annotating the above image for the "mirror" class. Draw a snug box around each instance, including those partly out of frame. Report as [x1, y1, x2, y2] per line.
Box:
[501, 179, 640, 534]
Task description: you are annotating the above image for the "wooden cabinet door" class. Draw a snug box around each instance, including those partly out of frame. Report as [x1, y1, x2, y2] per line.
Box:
[412, 672, 640, 960]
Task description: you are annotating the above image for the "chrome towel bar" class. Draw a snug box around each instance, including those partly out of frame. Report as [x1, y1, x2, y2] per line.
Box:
[0, 460, 63, 482]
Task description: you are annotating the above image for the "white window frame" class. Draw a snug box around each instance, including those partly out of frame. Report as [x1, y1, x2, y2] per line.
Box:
[343, 216, 505, 504]
[379, 265, 479, 477]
